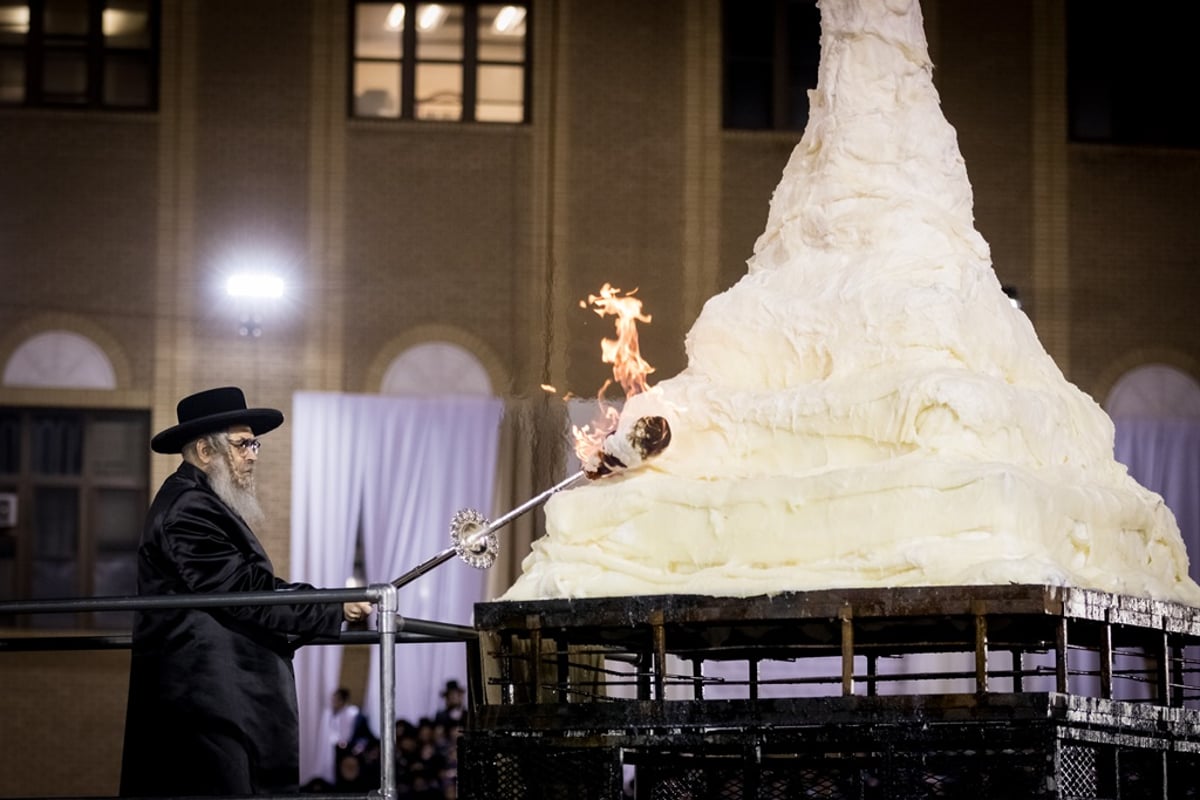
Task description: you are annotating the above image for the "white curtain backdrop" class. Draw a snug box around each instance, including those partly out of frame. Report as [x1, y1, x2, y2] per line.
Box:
[358, 394, 503, 736]
[1114, 416, 1200, 583]
[291, 392, 364, 785]
[290, 391, 503, 784]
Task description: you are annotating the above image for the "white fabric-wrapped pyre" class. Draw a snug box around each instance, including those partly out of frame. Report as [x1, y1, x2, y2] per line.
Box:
[503, 0, 1200, 605]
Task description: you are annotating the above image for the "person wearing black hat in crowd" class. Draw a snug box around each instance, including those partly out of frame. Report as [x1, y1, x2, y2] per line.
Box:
[433, 679, 467, 730]
[120, 386, 373, 797]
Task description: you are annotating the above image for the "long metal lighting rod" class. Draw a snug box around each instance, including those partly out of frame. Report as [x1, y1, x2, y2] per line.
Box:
[390, 470, 588, 589]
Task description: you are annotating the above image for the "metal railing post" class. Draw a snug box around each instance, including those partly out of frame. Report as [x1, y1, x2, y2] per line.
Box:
[374, 582, 399, 800]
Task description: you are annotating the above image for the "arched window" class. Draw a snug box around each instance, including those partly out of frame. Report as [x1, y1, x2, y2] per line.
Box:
[1105, 364, 1200, 419]
[2, 330, 117, 390]
[1, 330, 144, 629]
[380, 341, 493, 396]
[1106, 364, 1200, 585]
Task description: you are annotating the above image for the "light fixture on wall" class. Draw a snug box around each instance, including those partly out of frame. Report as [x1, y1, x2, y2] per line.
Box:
[226, 272, 285, 299]
[225, 271, 284, 337]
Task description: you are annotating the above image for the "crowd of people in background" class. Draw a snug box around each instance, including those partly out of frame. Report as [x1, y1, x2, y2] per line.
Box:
[304, 680, 467, 797]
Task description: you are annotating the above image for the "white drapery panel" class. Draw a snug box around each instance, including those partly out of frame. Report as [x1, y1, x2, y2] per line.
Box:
[290, 392, 503, 784]
[359, 394, 503, 735]
[1114, 417, 1200, 582]
[291, 392, 364, 784]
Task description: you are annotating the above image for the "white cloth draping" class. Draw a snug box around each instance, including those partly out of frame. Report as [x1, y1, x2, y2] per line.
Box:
[1114, 416, 1200, 580]
[290, 392, 502, 784]
[291, 392, 365, 784]
[358, 394, 502, 736]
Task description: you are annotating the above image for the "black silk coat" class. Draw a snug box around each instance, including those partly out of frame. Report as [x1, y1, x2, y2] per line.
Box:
[120, 462, 344, 796]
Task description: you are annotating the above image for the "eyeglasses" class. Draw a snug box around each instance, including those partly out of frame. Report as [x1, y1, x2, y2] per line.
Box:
[227, 437, 262, 454]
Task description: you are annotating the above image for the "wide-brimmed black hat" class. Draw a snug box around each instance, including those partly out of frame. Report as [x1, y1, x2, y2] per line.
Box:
[151, 386, 284, 454]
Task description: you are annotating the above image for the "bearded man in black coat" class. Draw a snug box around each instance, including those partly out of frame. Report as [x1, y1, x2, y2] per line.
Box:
[120, 387, 373, 796]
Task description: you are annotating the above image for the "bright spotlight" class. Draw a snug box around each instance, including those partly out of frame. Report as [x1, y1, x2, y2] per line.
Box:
[226, 272, 285, 299]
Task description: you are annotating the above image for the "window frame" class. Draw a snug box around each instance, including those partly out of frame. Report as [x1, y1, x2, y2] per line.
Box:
[1065, 0, 1200, 149]
[0, 0, 161, 112]
[0, 407, 149, 630]
[348, 1, 531, 124]
[721, 0, 820, 132]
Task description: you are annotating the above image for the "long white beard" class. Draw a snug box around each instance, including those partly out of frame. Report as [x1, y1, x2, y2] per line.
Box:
[207, 452, 265, 528]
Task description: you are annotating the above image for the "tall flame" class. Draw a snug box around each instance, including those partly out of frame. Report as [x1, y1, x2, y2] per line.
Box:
[572, 283, 655, 466]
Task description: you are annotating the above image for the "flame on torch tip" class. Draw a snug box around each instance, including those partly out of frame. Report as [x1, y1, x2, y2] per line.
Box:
[572, 283, 656, 468]
[588, 284, 654, 398]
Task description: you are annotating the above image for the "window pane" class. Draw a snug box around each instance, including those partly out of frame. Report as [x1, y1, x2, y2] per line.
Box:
[724, 0, 773, 60]
[31, 413, 82, 474]
[0, 412, 18, 473]
[0, 528, 15, 609]
[103, 0, 150, 48]
[0, 50, 23, 102]
[34, 487, 78, 560]
[1066, 0, 1200, 148]
[42, 48, 89, 100]
[0, 491, 14, 529]
[356, 2, 403, 59]
[94, 488, 141, 550]
[103, 52, 150, 106]
[479, 4, 524, 62]
[415, 61, 460, 120]
[354, 61, 401, 117]
[31, 558, 77, 627]
[93, 553, 135, 628]
[87, 415, 148, 479]
[416, 3, 461, 60]
[43, 0, 88, 36]
[476, 63, 522, 122]
[0, 2, 30, 42]
[32, 558, 77, 592]
[784, 0, 820, 130]
[32, 486, 78, 624]
[725, 61, 772, 129]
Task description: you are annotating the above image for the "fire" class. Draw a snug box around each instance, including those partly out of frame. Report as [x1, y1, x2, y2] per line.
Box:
[572, 283, 655, 466]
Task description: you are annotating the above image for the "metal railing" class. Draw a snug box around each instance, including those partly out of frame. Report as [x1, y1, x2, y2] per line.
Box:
[0, 584, 478, 800]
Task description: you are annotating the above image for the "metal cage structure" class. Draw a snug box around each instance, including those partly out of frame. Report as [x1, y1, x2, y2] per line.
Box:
[462, 584, 1200, 799]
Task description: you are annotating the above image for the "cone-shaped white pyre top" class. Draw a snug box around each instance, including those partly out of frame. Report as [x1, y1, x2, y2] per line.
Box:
[504, 0, 1200, 604]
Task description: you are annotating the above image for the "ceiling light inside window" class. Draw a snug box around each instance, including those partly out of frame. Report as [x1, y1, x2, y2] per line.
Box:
[493, 5, 525, 35]
[0, 5, 30, 33]
[417, 3, 448, 31]
[385, 3, 405, 30]
[102, 9, 141, 36]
